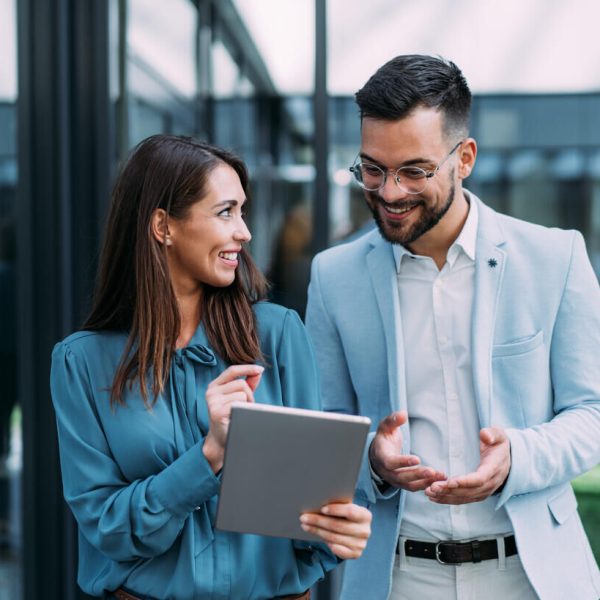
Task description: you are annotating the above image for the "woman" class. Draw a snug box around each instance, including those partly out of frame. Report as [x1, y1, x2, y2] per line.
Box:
[50, 134, 371, 600]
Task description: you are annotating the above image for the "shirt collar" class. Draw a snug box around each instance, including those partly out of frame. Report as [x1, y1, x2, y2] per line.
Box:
[392, 193, 478, 273]
[189, 321, 210, 348]
[449, 194, 478, 265]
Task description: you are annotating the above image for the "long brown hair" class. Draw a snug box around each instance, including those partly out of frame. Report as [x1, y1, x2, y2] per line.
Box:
[83, 135, 268, 406]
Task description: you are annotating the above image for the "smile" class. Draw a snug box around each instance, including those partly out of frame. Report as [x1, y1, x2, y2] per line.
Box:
[381, 202, 420, 219]
[219, 251, 239, 261]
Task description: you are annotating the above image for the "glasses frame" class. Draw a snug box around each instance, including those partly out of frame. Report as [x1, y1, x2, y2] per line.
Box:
[349, 140, 464, 194]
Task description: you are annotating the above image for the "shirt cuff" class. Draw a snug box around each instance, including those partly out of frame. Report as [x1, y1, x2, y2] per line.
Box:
[150, 440, 221, 517]
[368, 451, 396, 497]
[369, 456, 384, 485]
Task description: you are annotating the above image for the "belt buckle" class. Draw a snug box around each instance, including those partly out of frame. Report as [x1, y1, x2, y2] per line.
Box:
[435, 541, 449, 565]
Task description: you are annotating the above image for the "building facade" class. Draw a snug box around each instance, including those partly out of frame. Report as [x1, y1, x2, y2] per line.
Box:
[0, 1, 598, 599]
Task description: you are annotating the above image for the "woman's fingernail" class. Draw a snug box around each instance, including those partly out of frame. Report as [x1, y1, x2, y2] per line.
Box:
[321, 506, 329, 515]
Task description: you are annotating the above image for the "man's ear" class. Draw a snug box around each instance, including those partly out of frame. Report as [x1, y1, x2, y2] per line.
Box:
[457, 138, 477, 180]
[151, 208, 172, 246]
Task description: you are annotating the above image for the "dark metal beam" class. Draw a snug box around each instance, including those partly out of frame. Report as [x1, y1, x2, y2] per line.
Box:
[17, 0, 111, 598]
[116, 0, 130, 161]
[197, 0, 215, 140]
[312, 0, 330, 253]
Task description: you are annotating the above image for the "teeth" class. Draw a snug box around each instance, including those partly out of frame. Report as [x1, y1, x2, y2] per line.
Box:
[219, 252, 238, 261]
[385, 204, 415, 215]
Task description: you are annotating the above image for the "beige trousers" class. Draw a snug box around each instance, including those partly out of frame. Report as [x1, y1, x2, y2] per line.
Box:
[390, 536, 539, 600]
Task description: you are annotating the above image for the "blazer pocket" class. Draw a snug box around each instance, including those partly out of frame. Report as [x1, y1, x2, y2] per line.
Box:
[548, 486, 578, 525]
[492, 330, 544, 358]
[491, 330, 551, 427]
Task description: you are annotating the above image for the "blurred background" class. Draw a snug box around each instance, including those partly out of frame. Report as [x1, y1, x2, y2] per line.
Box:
[1, 0, 599, 598]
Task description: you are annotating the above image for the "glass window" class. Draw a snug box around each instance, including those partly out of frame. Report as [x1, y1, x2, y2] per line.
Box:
[212, 40, 240, 99]
[0, 0, 22, 596]
[126, 0, 198, 150]
[128, 0, 197, 99]
[231, 0, 314, 94]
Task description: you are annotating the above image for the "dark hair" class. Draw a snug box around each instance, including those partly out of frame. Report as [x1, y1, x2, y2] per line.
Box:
[83, 134, 268, 406]
[355, 54, 471, 139]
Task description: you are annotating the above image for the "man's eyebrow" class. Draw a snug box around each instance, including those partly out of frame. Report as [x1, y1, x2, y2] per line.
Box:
[359, 152, 434, 168]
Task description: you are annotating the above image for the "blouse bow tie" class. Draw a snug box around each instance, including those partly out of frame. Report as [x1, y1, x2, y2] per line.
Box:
[170, 342, 217, 454]
[175, 343, 217, 367]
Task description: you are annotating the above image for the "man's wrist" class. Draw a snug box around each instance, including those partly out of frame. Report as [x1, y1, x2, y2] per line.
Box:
[368, 443, 387, 488]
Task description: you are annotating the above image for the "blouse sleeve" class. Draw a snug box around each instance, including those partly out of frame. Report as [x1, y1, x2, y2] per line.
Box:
[275, 310, 341, 571]
[50, 341, 220, 561]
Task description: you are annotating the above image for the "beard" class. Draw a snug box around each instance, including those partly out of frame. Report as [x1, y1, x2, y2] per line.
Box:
[366, 180, 455, 247]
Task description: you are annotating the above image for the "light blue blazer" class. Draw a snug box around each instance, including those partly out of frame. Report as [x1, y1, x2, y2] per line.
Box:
[306, 192, 600, 600]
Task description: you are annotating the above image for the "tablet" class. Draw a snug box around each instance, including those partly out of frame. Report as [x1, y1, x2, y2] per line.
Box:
[215, 402, 371, 541]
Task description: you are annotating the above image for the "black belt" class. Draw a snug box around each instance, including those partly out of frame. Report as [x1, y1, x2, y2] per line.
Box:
[399, 535, 517, 564]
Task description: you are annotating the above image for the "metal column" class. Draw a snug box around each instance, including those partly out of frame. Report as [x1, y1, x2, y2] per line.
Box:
[313, 0, 330, 254]
[17, 0, 111, 598]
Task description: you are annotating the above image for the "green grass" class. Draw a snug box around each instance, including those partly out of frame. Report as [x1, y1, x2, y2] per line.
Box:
[573, 465, 600, 493]
[573, 465, 600, 565]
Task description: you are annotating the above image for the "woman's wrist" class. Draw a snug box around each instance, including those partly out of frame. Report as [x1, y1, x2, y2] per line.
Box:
[202, 434, 224, 474]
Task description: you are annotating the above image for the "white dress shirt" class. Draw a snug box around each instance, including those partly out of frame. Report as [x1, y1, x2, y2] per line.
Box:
[393, 199, 513, 541]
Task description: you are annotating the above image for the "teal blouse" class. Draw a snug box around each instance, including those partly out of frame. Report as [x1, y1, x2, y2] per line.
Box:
[50, 302, 338, 599]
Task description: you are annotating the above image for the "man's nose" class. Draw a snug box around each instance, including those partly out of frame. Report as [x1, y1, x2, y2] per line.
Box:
[379, 171, 411, 203]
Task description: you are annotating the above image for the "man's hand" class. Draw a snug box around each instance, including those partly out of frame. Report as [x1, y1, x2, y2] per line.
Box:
[370, 411, 446, 491]
[424, 427, 511, 505]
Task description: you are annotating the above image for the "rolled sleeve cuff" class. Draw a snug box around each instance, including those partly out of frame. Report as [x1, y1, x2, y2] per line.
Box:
[358, 433, 399, 503]
[150, 440, 220, 517]
[495, 429, 524, 508]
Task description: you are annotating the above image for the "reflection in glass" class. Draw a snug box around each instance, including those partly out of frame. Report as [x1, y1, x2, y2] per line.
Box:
[506, 150, 561, 228]
[212, 40, 241, 99]
[128, 0, 197, 99]
[125, 0, 197, 152]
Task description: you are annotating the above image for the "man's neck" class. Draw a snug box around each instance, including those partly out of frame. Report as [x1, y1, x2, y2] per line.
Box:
[407, 191, 470, 270]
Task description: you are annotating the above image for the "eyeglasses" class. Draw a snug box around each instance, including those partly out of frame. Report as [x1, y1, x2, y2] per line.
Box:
[349, 140, 463, 194]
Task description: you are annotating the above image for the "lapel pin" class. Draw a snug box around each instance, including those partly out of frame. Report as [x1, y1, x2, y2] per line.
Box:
[487, 258, 498, 268]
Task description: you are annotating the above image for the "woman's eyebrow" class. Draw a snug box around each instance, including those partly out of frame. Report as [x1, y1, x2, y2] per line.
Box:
[211, 198, 247, 209]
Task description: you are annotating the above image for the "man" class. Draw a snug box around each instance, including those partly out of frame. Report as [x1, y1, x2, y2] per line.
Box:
[305, 55, 600, 599]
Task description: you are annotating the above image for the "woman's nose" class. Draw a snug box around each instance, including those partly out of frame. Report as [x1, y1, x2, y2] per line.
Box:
[233, 217, 251, 243]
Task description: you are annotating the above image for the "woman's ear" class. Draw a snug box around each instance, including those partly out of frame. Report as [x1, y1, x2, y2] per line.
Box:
[151, 209, 172, 246]
[457, 138, 477, 180]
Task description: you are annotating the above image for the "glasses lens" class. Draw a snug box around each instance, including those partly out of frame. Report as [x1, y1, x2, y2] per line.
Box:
[395, 166, 428, 194]
[354, 163, 384, 191]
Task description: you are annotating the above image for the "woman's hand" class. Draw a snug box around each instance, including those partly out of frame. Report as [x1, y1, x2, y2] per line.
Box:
[202, 364, 263, 473]
[299, 502, 372, 560]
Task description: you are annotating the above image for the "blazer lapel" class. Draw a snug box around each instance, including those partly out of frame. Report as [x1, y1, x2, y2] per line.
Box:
[471, 196, 507, 427]
[366, 236, 408, 419]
